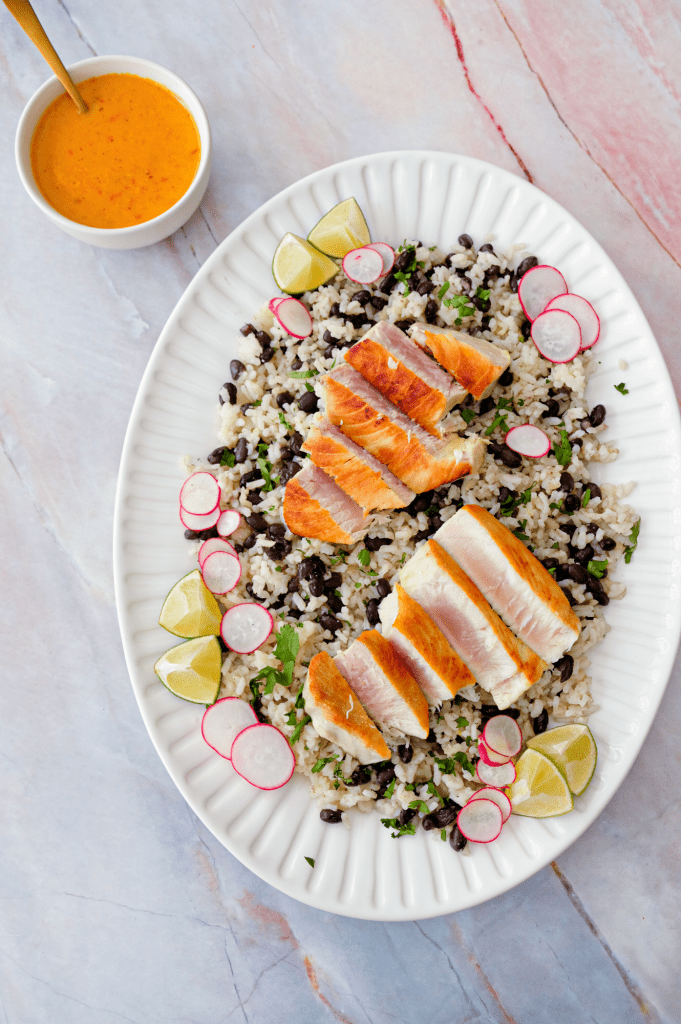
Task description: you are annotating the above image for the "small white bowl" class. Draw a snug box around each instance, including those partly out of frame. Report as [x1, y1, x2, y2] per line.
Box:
[15, 55, 212, 250]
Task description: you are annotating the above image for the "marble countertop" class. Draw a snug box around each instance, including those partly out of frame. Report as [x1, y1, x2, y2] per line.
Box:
[2, 1, 680, 1021]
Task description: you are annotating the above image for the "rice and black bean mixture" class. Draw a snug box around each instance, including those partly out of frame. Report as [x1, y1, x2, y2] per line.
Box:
[183, 234, 638, 846]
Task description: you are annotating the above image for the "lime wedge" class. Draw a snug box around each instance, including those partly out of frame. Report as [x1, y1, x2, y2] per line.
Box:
[506, 748, 573, 818]
[527, 724, 597, 796]
[154, 635, 222, 704]
[307, 198, 371, 258]
[272, 233, 338, 294]
[158, 569, 222, 638]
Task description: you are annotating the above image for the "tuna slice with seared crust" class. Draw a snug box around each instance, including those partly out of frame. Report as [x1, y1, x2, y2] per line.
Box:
[334, 630, 430, 738]
[344, 320, 466, 435]
[302, 417, 414, 512]
[304, 651, 390, 764]
[399, 540, 547, 708]
[410, 323, 511, 401]
[380, 584, 476, 705]
[283, 462, 374, 545]
[321, 364, 485, 493]
[433, 505, 580, 663]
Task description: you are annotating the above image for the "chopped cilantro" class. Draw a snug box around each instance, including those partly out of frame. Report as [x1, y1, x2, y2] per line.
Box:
[334, 780, 340, 789]
[289, 369, 318, 379]
[275, 565, 283, 572]
[517, 399, 525, 407]
[582, 488, 591, 507]
[438, 281, 450, 301]
[252, 400, 262, 407]
[381, 817, 417, 838]
[514, 519, 530, 542]
[251, 625, 300, 696]
[443, 294, 475, 323]
[220, 450, 236, 467]
[393, 244, 418, 295]
[441, 829, 447, 841]
[278, 411, 293, 431]
[409, 799, 431, 815]
[624, 520, 640, 563]
[384, 777, 396, 800]
[547, 566, 556, 575]
[435, 753, 476, 777]
[311, 755, 338, 774]
[553, 429, 572, 468]
[399, 552, 407, 565]
[552, 542, 560, 549]
[290, 715, 311, 744]
[427, 781, 444, 806]
[305, 856, 315, 868]
[357, 548, 371, 567]
[304, 381, 315, 393]
[475, 287, 490, 301]
[484, 411, 509, 437]
[460, 407, 476, 425]
[496, 397, 513, 411]
[456, 716, 469, 729]
[249, 679, 262, 703]
[500, 487, 533, 517]
[614, 382, 629, 395]
[587, 559, 608, 578]
[295, 684, 305, 709]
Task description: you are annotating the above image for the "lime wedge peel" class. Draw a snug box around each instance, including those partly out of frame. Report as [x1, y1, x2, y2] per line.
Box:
[506, 748, 574, 819]
[272, 233, 338, 295]
[307, 198, 371, 258]
[158, 569, 222, 639]
[527, 724, 597, 796]
[154, 635, 222, 705]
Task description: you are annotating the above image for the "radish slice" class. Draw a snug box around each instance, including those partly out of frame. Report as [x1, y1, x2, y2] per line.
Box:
[216, 509, 241, 537]
[518, 265, 567, 321]
[198, 536, 237, 568]
[483, 715, 523, 758]
[366, 242, 395, 276]
[201, 550, 242, 595]
[342, 246, 383, 284]
[220, 602, 274, 654]
[230, 723, 295, 790]
[179, 505, 221, 532]
[477, 739, 511, 767]
[504, 424, 550, 459]
[468, 787, 512, 823]
[201, 697, 259, 760]
[546, 293, 600, 350]
[180, 472, 220, 516]
[268, 297, 285, 314]
[456, 798, 503, 843]
[531, 309, 581, 364]
[273, 297, 313, 339]
[476, 759, 517, 788]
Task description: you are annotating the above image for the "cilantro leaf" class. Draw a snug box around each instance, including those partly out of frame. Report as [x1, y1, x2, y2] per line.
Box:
[614, 382, 629, 395]
[384, 776, 396, 800]
[278, 411, 292, 431]
[311, 755, 338, 774]
[257, 456, 274, 492]
[438, 281, 450, 300]
[500, 487, 533, 517]
[441, 829, 447, 841]
[443, 294, 475, 319]
[304, 381, 315, 393]
[456, 716, 469, 729]
[514, 519, 530, 542]
[290, 715, 311, 744]
[220, 450, 236, 467]
[381, 817, 417, 838]
[475, 287, 490, 301]
[409, 799, 431, 815]
[289, 369, 318, 379]
[624, 520, 640, 564]
[460, 407, 476, 425]
[553, 429, 572, 468]
[274, 624, 300, 686]
[427, 780, 444, 805]
[587, 559, 608, 578]
[435, 753, 476, 777]
[305, 856, 315, 868]
[484, 412, 509, 437]
[357, 548, 371, 567]
[582, 488, 591, 507]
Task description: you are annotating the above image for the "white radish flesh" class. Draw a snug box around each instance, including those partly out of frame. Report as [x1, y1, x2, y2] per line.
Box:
[179, 505, 221, 532]
[504, 424, 551, 459]
[476, 758, 517, 788]
[274, 297, 313, 339]
[546, 293, 600, 350]
[468, 787, 512, 823]
[201, 697, 259, 760]
[342, 246, 384, 284]
[220, 602, 274, 654]
[477, 739, 511, 767]
[201, 551, 242, 595]
[268, 297, 285, 313]
[198, 536, 237, 568]
[518, 265, 567, 321]
[180, 472, 220, 515]
[531, 309, 581, 364]
[217, 509, 241, 537]
[366, 242, 395, 275]
[230, 723, 295, 790]
[483, 715, 523, 758]
[456, 798, 503, 843]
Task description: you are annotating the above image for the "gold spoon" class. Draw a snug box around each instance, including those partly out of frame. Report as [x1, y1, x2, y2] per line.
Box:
[3, 0, 88, 113]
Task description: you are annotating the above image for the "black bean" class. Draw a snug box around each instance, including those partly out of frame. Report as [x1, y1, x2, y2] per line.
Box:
[381, 273, 396, 293]
[428, 514, 443, 533]
[560, 522, 577, 538]
[323, 344, 335, 358]
[589, 404, 606, 427]
[376, 578, 391, 599]
[309, 577, 325, 598]
[319, 612, 341, 633]
[398, 743, 413, 764]
[472, 295, 491, 313]
[542, 557, 559, 570]
[521, 319, 532, 340]
[568, 563, 589, 584]
[347, 766, 371, 787]
[240, 402, 254, 415]
[542, 399, 560, 419]
[479, 243, 495, 254]
[299, 555, 325, 579]
[410, 492, 434, 515]
[291, 356, 303, 371]
[353, 290, 371, 305]
[280, 446, 294, 462]
[478, 397, 495, 415]
[299, 391, 318, 414]
[240, 469, 261, 486]
[364, 535, 392, 551]
[481, 315, 491, 329]
[424, 298, 439, 323]
[584, 481, 601, 500]
[327, 593, 343, 613]
[480, 705, 520, 722]
[229, 359, 246, 381]
[376, 765, 396, 788]
[230, 438, 246, 465]
[554, 564, 570, 582]
[601, 536, 616, 551]
[498, 368, 514, 387]
[260, 347, 275, 364]
[449, 826, 467, 852]
[458, 233, 473, 248]
[266, 542, 287, 561]
[207, 446, 228, 465]
[593, 589, 610, 606]
[366, 599, 380, 626]
[240, 323, 254, 336]
[290, 431, 304, 454]
[500, 446, 522, 468]
[370, 295, 388, 310]
[498, 486, 515, 505]
[325, 572, 343, 590]
[255, 330, 271, 349]
[220, 382, 237, 406]
[246, 582, 267, 602]
[533, 708, 549, 735]
[424, 804, 460, 830]
[243, 533, 257, 550]
[394, 319, 414, 332]
[574, 544, 595, 565]
[572, 438, 583, 450]
[287, 577, 300, 593]
[267, 524, 286, 540]
[279, 462, 299, 485]
[276, 391, 293, 408]
[554, 654, 574, 682]
[563, 494, 580, 514]
[516, 256, 538, 279]
[245, 512, 268, 533]
[417, 279, 435, 296]
[395, 249, 413, 271]
[398, 807, 418, 825]
[184, 528, 200, 540]
[559, 471, 574, 491]
[197, 526, 219, 540]
[330, 302, 341, 317]
[320, 809, 343, 823]
[563, 587, 577, 606]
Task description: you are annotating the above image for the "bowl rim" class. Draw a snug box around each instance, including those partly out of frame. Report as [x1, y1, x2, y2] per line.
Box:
[15, 53, 212, 239]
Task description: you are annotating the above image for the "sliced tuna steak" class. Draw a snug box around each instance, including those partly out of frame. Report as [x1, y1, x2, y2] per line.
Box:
[344, 320, 466, 435]
[380, 584, 475, 705]
[433, 505, 580, 663]
[302, 417, 414, 512]
[334, 630, 430, 738]
[304, 652, 390, 764]
[283, 463, 374, 545]
[321, 364, 485, 493]
[410, 323, 511, 401]
[399, 540, 547, 708]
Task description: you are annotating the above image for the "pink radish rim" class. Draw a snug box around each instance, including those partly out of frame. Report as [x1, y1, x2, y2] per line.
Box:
[517, 264, 568, 321]
[220, 602, 274, 654]
[198, 536, 237, 569]
[200, 697, 259, 760]
[504, 424, 551, 459]
[342, 246, 383, 284]
[230, 723, 295, 791]
[268, 297, 285, 313]
[273, 297, 313, 339]
[546, 293, 600, 350]
[366, 242, 395, 275]
[476, 758, 517, 788]
[201, 550, 242, 595]
[477, 739, 510, 767]
[179, 504, 221, 531]
[216, 509, 241, 537]
[456, 798, 503, 843]
[482, 716, 523, 758]
[531, 309, 582, 364]
[468, 787, 512, 823]
[179, 472, 220, 516]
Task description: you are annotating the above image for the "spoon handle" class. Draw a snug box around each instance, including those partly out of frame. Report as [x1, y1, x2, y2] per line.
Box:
[3, 0, 88, 113]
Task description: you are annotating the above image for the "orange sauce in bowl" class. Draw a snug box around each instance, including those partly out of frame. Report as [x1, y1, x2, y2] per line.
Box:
[30, 73, 201, 229]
